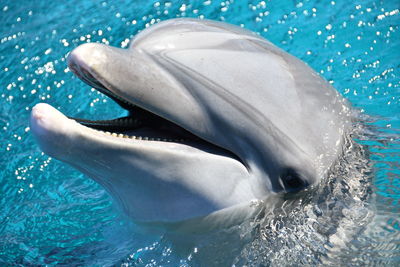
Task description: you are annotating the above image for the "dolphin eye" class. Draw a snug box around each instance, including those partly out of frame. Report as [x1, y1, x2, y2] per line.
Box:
[280, 168, 308, 192]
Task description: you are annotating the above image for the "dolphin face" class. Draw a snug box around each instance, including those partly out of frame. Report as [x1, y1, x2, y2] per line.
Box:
[30, 19, 350, 223]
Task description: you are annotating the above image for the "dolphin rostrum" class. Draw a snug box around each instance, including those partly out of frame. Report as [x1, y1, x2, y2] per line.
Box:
[30, 19, 350, 224]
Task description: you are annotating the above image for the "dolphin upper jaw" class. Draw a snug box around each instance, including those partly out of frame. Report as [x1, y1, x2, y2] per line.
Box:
[68, 43, 206, 128]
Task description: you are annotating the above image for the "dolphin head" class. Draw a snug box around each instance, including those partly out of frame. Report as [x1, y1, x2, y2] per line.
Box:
[30, 19, 350, 223]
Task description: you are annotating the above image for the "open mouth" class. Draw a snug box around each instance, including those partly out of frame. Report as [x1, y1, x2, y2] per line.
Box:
[67, 60, 205, 143]
[65, 56, 253, 175]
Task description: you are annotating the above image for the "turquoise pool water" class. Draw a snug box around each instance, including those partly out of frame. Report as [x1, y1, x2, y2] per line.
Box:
[0, 0, 399, 266]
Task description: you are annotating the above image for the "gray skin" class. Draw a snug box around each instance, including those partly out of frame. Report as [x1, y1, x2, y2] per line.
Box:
[30, 19, 351, 225]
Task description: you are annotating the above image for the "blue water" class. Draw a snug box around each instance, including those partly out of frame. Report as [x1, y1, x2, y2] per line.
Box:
[0, 0, 399, 266]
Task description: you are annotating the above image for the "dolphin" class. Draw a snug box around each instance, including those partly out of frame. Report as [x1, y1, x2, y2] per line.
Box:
[30, 18, 351, 224]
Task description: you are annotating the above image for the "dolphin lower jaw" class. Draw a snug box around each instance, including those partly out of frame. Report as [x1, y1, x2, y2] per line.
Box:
[31, 110, 257, 221]
[29, 103, 269, 222]
[30, 103, 260, 221]
[30, 90, 258, 222]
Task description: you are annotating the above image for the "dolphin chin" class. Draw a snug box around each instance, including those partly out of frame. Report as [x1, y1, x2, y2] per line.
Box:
[30, 18, 351, 224]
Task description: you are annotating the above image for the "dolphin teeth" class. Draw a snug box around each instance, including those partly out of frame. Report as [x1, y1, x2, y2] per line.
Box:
[85, 119, 191, 142]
